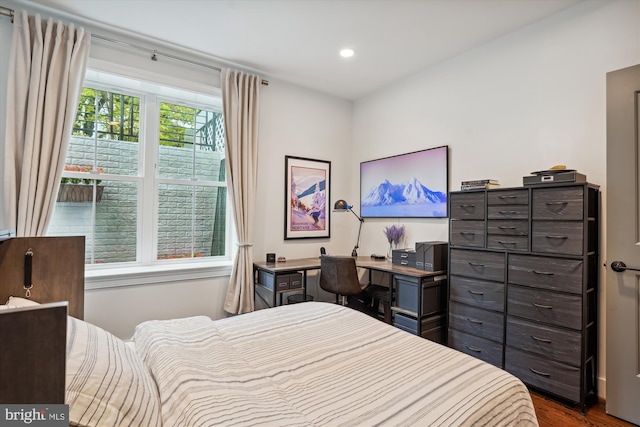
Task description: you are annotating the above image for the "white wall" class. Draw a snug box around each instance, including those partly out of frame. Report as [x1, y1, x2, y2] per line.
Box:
[351, 0, 640, 397]
[253, 80, 354, 305]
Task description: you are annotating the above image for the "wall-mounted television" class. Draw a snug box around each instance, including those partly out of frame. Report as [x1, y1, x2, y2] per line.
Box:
[360, 145, 448, 218]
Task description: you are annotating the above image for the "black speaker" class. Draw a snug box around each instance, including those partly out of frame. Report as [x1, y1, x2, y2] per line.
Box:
[266, 253, 276, 263]
[415, 241, 448, 271]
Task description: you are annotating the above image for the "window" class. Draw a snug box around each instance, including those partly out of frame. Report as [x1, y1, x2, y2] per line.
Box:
[47, 70, 230, 269]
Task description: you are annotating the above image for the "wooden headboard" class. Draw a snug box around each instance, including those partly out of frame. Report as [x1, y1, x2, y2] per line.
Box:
[0, 236, 85, 319]
[0, 302, 67, 404]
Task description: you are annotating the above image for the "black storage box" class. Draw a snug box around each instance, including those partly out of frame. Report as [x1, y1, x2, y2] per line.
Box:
[258, 271, 302, 292]
[394, 313, 446, 343]
[523, 171, 586, 186]
[415, 241, 448, 271]
[395, 274, 447, 315]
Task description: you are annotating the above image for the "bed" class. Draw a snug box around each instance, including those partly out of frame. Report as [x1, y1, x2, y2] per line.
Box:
[1, 238, 539, 426]
[61, 301, 538, 427]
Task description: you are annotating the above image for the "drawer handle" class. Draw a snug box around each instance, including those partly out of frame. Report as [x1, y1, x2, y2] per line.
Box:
[400, 260, 409, 265]
[498, 210, 519, 215]
[466, 317, 483, 324]
[467, 290, 484, 296]
[531, 335, 552, 344]
[468, 262, 484, 267]
[459, 204, 476, 208]
[532, 270, 554, 276]
[400, 253, 409, 258]
[465, 345, 482, 353]
[497, 240, 517, 245]
[498, 195, 517, 199]
[460, 232, 476, 235]
[498, 226, 516, 230]
[529, 367, 552, 377]
[545, 201, 568, 206]
[532, 302, 553, 309]
[545, 235, 568, 240]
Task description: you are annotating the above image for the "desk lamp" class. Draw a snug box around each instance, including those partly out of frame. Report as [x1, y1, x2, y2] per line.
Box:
[333, 199, 364, 256]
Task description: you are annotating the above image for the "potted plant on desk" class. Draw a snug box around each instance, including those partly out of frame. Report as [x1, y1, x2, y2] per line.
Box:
[384, 224, 405, 261]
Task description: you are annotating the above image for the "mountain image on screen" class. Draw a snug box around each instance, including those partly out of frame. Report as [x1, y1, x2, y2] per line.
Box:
[362, 177, 446, 217]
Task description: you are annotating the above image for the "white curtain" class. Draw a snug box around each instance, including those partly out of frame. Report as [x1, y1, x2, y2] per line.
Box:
[3, 10, 90, 237]
[221, 69, 261, 314]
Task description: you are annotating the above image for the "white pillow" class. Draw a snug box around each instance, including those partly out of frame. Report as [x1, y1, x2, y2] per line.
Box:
[5, 296, 40, 307]
[66, 317, 162, 427]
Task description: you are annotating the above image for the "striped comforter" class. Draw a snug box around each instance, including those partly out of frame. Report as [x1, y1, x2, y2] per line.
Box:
[133, 302, 539, 426]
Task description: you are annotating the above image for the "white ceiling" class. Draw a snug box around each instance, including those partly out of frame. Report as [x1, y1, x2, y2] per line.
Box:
[17, 0, 584, 100]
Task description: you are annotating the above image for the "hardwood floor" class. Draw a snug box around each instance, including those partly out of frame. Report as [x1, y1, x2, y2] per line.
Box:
[531, 391, 638, 427]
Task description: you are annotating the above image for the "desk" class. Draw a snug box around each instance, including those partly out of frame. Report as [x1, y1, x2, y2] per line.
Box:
[253, 257, 448, 343]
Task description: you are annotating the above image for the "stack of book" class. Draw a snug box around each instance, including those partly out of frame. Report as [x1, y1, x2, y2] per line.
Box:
[461, 179, 500, 190]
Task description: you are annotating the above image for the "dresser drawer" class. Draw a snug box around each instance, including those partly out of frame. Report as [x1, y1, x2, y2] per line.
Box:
[506, 316, 581, 366]
[487, 234, 529, 251]
[450, 192, 486, 220]
[487, 204, 529, 220]
[448, 328, 503, 368]
[450, 249, 504, 282]
[449, 275, 505, 312]
[449, 302, 504, 342]
[505, 347, 581, 403]
[450, 220, 485, 247]
[532, 221, 583, 255]
[488, 189, 529, 206]
[508, 254, 583, 294]
[532, 186, 584, 220]
[507, 285, 582, 330]
[487, 220, 528, 236]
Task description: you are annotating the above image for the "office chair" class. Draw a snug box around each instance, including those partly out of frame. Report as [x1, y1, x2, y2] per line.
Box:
[319, 256, 367, 306]
[319, 256, 391, 322]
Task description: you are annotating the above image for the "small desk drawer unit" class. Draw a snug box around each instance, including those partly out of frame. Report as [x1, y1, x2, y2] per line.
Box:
[393, 274, 447, 344]
[258, 271, 302, 291]
[392, 249, 417, 268]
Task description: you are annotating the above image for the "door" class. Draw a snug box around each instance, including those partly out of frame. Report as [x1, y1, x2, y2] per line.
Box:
[606, 64, 640, 425]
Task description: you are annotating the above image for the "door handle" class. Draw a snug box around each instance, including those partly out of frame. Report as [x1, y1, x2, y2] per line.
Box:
[609, 260, 640, 273]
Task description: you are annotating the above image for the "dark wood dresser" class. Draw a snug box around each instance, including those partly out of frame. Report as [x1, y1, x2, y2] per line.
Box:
[447, 182, 599, 408]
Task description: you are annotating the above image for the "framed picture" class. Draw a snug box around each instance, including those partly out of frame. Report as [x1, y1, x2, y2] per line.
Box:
[284, 155, 331, 239]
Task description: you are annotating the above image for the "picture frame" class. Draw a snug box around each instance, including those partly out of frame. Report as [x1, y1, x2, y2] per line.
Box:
[284, 155, 331, 239]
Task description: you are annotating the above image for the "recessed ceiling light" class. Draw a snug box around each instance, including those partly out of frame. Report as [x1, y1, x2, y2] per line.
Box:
[340, 48, 354, 58]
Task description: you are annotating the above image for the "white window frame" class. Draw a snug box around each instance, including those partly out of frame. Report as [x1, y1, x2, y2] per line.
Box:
[77, 60, 234, 289]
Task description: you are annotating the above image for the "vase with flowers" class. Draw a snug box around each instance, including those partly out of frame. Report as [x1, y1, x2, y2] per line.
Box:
[383, 224, 405, 261]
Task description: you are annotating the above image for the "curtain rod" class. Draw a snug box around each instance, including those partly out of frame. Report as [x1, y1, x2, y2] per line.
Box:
[0, 6, 269, 86]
